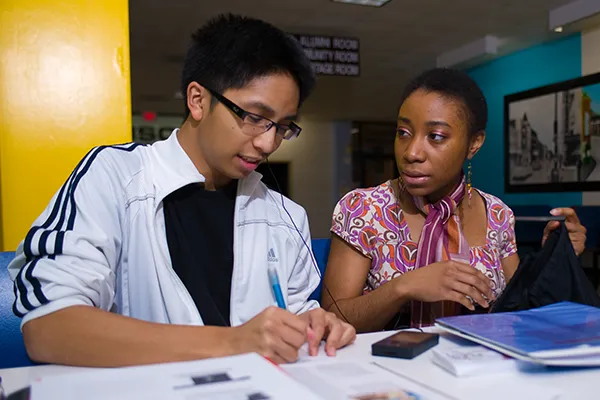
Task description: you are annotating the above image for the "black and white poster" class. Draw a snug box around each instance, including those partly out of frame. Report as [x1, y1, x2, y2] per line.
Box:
[505, 72, 600, 193]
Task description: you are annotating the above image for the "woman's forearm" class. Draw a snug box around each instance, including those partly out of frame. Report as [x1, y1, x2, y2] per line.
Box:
[323, 277, 412, 333]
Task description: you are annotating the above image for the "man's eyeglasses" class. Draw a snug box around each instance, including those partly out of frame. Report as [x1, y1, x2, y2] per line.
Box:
[206, 88, 302, 140]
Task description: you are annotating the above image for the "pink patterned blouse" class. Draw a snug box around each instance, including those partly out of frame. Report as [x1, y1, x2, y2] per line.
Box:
[331, 180, 517, 324]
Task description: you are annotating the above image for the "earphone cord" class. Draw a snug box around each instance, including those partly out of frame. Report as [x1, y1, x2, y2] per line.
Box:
[264, 161, 432, 331]
[265, 159, 351, 325]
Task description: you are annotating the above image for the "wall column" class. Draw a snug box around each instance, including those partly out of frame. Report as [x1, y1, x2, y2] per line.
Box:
[0, 0, 132, 250]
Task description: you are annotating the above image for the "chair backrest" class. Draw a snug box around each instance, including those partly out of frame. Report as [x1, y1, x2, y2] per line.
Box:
[510, 205, 600, 250]
[309, 238, 331, 302]
[509, 205, 553, 247]
[0, 252, 35, 368]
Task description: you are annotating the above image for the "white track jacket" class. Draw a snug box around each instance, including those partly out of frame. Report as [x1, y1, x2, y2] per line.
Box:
[8, 130, 320, 328]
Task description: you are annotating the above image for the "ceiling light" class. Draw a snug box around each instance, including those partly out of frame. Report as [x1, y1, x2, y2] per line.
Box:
[554, 26, 564, 32]
[549, 0, 600, 31]
[331, 0, 393, 7]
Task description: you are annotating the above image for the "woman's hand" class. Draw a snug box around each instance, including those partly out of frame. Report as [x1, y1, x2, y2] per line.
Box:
[399, 260, 495, 311]
[542, 208, 586, 256]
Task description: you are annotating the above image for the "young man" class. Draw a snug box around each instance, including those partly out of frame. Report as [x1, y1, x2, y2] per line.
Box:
[9, 14, 355, 367]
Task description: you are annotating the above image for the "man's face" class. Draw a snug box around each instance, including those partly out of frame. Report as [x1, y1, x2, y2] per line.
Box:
[193, 73, 300, 180]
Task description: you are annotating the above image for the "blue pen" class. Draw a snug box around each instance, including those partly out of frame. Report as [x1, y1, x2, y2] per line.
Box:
[268, 266, 286, 309]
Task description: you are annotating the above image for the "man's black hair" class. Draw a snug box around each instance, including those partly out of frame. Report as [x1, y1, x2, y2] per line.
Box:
[181, 13, 316, 118]
[399, 68, 487, 136]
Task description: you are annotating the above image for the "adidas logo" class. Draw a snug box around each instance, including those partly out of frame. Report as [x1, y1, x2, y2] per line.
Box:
[268, 248, 278, 263]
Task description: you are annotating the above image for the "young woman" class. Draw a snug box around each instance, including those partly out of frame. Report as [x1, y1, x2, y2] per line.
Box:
[322, 68, 587, 332]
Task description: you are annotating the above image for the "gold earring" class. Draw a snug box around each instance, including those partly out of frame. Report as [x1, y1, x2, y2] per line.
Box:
[467, 161, 472, 208]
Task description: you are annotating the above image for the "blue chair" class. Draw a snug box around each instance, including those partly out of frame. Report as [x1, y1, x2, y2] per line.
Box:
[509, 205, 553, 217]
[0, 252, 36, 368]
[309, 238, 331, 302]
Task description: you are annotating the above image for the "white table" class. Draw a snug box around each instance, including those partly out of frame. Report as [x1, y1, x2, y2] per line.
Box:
[1, 330, 599, 399]
[335, 331, 599, 400]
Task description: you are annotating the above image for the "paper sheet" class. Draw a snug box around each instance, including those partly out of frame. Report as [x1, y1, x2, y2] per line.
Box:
[293, 341, 561, 400]
[283, 359, 457, 400]
[296, 342, 331, 363]
[31, 353, 321, 400]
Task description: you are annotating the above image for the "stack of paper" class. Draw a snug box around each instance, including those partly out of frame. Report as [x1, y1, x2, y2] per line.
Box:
[435, 301, 600, 366]
[431, 343, 518, 377]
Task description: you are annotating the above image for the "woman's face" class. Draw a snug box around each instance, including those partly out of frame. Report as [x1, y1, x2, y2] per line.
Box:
[395, 89, 484, 202]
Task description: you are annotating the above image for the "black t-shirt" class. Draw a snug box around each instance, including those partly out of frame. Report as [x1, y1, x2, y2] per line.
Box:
[162, 181, 238, 326]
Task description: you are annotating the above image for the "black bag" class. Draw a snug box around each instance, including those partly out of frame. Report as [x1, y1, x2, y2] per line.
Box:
[491, 222, 600, 313]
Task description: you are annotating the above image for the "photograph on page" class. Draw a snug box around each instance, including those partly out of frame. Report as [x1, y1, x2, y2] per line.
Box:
[352, 392, 422, 400]
[170, 368, 271, 399]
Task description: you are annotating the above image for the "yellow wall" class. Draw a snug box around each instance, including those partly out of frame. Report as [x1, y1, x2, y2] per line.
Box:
[0, 0, 132, 251]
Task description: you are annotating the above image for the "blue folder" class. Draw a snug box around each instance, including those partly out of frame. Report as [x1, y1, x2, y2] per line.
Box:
[435, 302, 600, 366]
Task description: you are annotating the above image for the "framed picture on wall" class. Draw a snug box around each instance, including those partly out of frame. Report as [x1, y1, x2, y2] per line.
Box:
[504, 71, 600, 193]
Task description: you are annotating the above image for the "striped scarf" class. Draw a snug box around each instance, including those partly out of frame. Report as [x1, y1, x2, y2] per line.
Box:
[410, 174, 469, 328]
